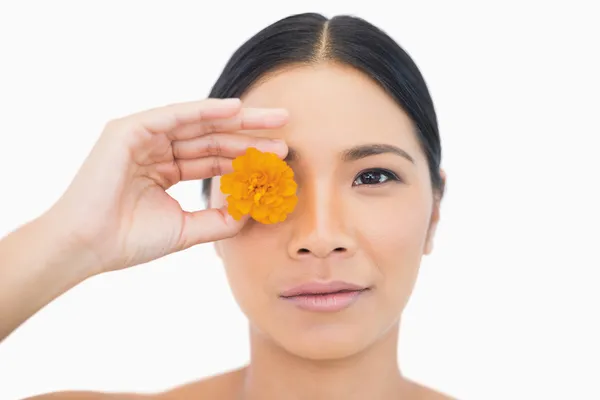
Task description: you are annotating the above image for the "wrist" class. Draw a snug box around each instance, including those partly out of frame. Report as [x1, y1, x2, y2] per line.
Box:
[0, 211, 97, 342]
[34, 209, 101, 282]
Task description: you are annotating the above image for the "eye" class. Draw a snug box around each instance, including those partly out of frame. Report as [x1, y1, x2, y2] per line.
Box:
[352, 168, 400, 186]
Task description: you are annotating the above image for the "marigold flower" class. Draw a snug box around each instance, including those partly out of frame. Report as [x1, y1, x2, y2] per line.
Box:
[220, 147, 298, 224]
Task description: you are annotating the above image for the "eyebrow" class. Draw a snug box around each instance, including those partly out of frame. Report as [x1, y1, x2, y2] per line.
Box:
[284, 143, 414, 164]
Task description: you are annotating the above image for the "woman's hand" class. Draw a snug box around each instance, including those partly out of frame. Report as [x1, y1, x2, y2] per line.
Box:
[47, 98, 289, 275]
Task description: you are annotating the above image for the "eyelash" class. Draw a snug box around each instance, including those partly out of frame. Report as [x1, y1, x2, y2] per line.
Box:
[352, 168, 401, 187]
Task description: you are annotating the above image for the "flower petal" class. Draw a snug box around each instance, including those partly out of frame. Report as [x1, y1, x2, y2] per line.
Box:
[227, 201, 244, 221]
[278, 180, 297, 196]
[220, 173, 235, 193]
[219, 147, 298, 224]
[235, 199, 253, 214]
[232, 156, 246, 172]
[231, 181, 247, 199]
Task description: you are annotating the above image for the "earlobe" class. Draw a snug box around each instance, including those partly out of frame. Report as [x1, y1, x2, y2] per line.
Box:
[438, 168, 447, 201]
[424, 168, 445, 255]
[424, 229, 437, 255]
[424, 208, 439, 255]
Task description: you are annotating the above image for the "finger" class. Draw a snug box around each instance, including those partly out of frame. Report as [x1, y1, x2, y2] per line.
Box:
[125, 98, 243, 135]
[176, 157, 235, 181]
[177, 207, 250, 249]
[172, 133, 288, 160]
[169, 107, 290, 140]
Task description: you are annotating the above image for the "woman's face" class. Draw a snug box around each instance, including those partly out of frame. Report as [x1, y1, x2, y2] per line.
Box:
[210, 63, 441, 360]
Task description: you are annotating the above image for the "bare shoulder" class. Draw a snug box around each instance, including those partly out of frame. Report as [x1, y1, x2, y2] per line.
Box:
[23, 391, 150, 400]
[21, 369, 245, 400]
[22, 372, 454, 400]
[406, 379, 457, 400]
[158, 367, 245, 399]
[159, 372, 454, 400]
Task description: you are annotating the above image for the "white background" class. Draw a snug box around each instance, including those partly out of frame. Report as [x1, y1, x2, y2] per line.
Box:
[0, 1, 599, 399]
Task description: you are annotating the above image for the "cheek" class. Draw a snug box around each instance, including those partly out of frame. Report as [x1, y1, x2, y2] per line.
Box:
[219, 236, 260, 292]
[358, 192, 431, 257]
[217, 226, 281, 318]
[357, 193, 431, 304]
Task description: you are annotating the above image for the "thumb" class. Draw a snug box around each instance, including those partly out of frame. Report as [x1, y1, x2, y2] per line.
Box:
[177, 206, 249, 250]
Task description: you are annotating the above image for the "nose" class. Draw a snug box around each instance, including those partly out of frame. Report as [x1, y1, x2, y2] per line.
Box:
[287, 182, 357, 260]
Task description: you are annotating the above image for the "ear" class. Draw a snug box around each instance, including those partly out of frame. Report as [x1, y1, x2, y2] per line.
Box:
[424, 168, 446, 255]
[423, 206, 439, 255]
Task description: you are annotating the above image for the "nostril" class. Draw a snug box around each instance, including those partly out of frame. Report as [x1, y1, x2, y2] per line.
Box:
[295, 247, 347, 256]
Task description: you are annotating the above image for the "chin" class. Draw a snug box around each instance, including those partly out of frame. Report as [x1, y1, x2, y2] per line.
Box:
[273, 323, 380, 361]
[244, 290, 399, 361]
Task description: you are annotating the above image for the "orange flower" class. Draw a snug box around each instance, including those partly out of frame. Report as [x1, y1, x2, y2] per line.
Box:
[220, 147, 298, 224]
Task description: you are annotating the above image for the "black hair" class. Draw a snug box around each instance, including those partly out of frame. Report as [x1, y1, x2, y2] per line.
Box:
[202, 12, 443, 201]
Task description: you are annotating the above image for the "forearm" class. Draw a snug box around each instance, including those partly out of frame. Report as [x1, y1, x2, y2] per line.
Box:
[0, 212, 95, 343]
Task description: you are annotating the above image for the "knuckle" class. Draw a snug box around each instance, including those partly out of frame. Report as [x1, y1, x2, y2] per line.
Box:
[171, 111, 184, 127]
[102, 118, 131, 140]
[171, 142, 182, 158]
[206, 135, 217, 155]
[211, 156, 223, 177]
[205, 135, 223, 157]
[205, 120, 218, 134]
[104, 118, 123, 131]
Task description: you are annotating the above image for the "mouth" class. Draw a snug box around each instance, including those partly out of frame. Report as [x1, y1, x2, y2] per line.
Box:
[279, 281, 370, 312]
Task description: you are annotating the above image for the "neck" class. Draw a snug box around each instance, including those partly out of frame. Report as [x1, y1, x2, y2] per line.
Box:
[240, 323, 407, 400]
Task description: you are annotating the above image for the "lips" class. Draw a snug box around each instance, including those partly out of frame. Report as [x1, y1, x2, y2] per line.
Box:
[280, 281, 368, 298]
[279, 281, 370, 312]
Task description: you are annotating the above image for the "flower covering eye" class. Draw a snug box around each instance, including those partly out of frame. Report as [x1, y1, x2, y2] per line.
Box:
[220, 147, 298, 224]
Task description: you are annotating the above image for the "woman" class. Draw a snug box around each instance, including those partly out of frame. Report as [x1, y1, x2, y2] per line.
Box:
[0, 12, 450, 400]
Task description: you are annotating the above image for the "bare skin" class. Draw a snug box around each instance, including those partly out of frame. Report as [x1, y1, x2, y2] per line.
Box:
[2, 64, 453, 399]
[25, 373, 451, 400]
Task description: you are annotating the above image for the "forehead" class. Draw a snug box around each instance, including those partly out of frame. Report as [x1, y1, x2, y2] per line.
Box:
[239, 63, 421, 157]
